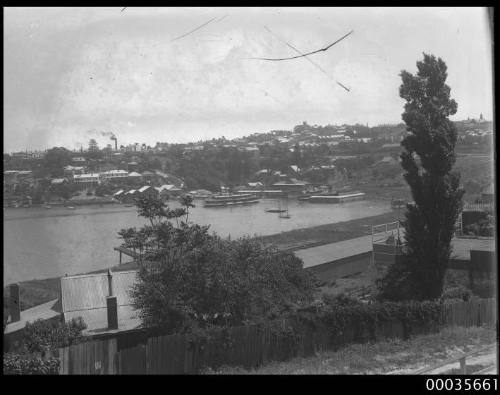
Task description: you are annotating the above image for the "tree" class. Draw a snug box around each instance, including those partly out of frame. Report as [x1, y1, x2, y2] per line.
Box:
[292, 143, 302, 167]
[43, 147, 73, 177]
[120, 196, 314, 333]
[378, 54, 464, 301]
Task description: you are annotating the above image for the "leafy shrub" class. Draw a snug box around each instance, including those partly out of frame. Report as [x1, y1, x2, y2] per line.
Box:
[290, 298, 444, 344]
[322, 293, 361, 307]
[470, 278, 497, 298]
[440, 286, 473, 302]
[3, 352, 59, 375]
[23, 317, 87, 355]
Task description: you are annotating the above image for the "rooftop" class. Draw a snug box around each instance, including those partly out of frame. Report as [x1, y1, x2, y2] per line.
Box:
[74, 173, 100, 179]
[61, 270, 140, 335]
[5, 299, 61, 335]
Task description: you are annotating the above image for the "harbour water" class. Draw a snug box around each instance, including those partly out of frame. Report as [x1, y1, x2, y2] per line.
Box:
[3, 199, 391, 285]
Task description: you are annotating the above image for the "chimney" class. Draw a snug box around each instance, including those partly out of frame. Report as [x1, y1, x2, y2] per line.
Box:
[106, 270, 118, 330]
[9, 283, 21, 323]
[106, 296, 118, 330]
[107, 269, 113, 297]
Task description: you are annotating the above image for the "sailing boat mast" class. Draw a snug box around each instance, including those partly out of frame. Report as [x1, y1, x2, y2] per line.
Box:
[279, 197, 290, 218]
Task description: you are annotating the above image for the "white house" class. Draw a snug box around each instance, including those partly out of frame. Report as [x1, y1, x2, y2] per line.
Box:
[73, 173, 100, 184]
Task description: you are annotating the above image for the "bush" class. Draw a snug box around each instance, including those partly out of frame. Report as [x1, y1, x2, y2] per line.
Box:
[440, 286, 473, 302]
[322, 293, 361, 307]
[470, 278, 497, 299]
[3, 353, 59, 375]
[23, 317, 87, 355]
[291, 298, 444, 343]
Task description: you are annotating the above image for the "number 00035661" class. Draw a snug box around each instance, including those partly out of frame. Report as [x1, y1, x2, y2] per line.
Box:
[426, 378, 497, 391]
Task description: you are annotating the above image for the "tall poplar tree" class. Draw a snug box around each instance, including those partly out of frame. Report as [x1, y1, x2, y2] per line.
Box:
[378, 54, 464, 301]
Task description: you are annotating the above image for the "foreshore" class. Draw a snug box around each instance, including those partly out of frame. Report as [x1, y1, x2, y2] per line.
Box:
[3, 210, 401, 312]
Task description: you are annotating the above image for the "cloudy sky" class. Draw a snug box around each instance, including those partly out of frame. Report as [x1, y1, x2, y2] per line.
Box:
[4, 7, 493, 152]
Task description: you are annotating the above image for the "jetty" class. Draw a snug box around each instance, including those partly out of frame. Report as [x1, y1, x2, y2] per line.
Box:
[114, 246, 139, 265]
[309, 192, 366, 203]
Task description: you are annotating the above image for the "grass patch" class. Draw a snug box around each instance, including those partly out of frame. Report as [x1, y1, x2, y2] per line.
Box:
[204, 326, 497, 374]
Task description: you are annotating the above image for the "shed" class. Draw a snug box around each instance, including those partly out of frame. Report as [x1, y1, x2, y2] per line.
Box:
[61, 270, 141, 335]
[137, 185, 159, 199]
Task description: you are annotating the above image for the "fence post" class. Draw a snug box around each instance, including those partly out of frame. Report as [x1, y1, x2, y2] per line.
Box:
[58, 348, 64, 375]
[459, 356, 467, 374]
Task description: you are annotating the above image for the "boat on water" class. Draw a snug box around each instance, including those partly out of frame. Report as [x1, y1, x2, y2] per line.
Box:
[204, 193, 259, 208]
[66, 206, 76, 210]
[391, 198, 407, 209]
[42, 204, 51, 209]
[266, 198, 291, 218]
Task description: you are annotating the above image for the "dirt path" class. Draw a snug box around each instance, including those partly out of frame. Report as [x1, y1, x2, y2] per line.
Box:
[387, 344, 498, 375]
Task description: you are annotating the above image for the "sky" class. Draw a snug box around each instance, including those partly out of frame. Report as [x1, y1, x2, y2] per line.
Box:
[3, 7, 494, 152]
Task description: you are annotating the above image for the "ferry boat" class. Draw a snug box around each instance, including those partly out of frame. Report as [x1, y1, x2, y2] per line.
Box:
[204, 193, 259, 208]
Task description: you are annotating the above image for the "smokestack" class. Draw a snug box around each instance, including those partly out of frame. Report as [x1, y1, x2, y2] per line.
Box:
[114, 139, 117, 151]
[9, 283, 21, 323]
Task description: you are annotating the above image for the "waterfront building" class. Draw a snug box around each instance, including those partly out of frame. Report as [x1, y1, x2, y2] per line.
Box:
[270, 182, 306, 194]
[123, 189, 138, 203]
[127, 171, 143, 181]
[113, 189, 125, 200]
[63, 165, 85, 178]
[99, 169, 129, 181]
[74, 173, 100, 185]
[137, 185, 159, 199]
[155, 184, 183, 200]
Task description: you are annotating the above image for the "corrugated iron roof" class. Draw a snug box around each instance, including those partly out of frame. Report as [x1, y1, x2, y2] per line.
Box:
[294, 235, 373, 268]
[5, 299, 61, 334]
[156, 184, 176, 192]
[61, 270, 138, 313]
[64, 305, 141, 335]
[74, 173, 100, 178]
[138, 185, 151, 193]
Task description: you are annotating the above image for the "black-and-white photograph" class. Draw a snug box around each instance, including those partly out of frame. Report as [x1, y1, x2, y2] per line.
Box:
[3, 7, 497, 377]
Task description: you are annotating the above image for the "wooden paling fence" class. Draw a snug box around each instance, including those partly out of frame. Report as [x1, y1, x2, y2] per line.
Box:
[58, 338, 117, 375]
[58, 298, 497, 374]
[441, 298, 497, 328]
